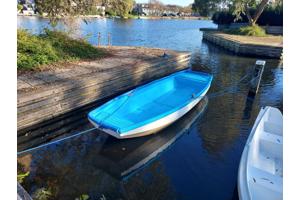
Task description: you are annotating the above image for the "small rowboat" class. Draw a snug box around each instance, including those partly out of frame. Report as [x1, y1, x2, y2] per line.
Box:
[88, 70, 213, 139]
[238, 106, 283, 200]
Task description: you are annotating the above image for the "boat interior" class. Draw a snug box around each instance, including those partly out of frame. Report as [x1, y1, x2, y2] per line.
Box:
[88, 70, 212, 133]
[247, 107, 283, 199]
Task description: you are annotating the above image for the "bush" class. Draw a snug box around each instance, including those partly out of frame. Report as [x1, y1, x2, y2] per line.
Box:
[17, 30, 59, 69]
[17, 29, 106, 70]
[212, 7, 283, 26]
[224, 25, 267, 36]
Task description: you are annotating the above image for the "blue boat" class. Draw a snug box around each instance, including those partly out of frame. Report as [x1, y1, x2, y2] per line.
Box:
[88, 70, 213, 139]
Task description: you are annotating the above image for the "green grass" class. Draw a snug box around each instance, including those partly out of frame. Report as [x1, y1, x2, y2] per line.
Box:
[17, 29, 106, 70]
[224, 25, 267, 37]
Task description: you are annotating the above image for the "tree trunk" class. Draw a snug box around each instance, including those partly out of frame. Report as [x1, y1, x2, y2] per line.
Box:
[252, 0, 269, 25]
[245, 5, 254, 26]
[244, 0, 269, 26]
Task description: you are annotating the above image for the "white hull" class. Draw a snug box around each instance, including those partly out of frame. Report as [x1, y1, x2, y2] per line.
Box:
[238, 106, 283, 200]
[91, 87, 209, 139]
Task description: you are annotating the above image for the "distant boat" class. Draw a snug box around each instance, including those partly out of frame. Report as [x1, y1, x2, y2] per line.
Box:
[238, 106, 283, 200]
[88, 70, 213, 139]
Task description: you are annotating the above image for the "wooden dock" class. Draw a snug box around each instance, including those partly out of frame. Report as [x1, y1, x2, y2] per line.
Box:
[201, 29, 283, 58]
[17, 46, 191, 131]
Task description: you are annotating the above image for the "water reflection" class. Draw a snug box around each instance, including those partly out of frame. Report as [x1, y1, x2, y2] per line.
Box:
[18, 98, 208, 199]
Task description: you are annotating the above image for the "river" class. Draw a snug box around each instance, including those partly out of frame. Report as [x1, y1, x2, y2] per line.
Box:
[17, 16, 282, 200]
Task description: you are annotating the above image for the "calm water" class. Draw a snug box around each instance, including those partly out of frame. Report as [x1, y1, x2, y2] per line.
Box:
[17, 16, 283, 200]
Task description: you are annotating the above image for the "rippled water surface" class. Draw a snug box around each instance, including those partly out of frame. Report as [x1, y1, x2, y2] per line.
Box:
[17, 17, 283, 200]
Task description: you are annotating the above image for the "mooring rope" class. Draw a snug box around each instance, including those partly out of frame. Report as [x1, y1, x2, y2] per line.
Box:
[17, 127, 97, 156]
[207, 68, 253, 99]
[17, 91, 135, 156]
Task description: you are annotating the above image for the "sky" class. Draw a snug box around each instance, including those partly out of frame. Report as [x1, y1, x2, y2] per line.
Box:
[136, 0, 194, 7]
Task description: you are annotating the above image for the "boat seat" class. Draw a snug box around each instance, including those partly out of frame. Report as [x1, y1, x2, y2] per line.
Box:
[255, 130, 282, 175]
[175, 75, 208, 84]
[264, 121, 283, 136]
[260, 130, 283, 145]
[248, 166, 283, 199]
[176, 72, 211, 83]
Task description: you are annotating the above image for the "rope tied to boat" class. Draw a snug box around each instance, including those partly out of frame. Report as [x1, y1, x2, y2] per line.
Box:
[207, 68, 253, 99]
[17, 127, 97, 156]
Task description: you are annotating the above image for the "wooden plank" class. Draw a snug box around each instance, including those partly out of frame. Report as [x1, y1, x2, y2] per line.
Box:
[18, 54, 190, 105]
[18, 58, 190, 113]
[18, 58, 189, 114]
[18, 62, 188, 123]
[17, 63, 189, 130]
[18, 97, 103, 137]
[17, 53, 190, 97]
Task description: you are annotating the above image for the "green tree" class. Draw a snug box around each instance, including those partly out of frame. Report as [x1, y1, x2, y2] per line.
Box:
[232, 0, 270, 26]
[193, 0, 277, 26]
[17, 4, 23, 11]
[192, 0, 222, 17]
[35, 0, 99, 23]
[35, 0, 133, 22]
[108, 0, 134, 17]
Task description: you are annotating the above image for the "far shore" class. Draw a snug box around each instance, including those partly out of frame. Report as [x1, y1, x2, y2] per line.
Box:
[17, 13, 207, 20]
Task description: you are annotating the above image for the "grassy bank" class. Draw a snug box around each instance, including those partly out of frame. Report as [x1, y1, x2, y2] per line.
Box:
[224, 25, 267, 37]
[17, 29, 106, 70]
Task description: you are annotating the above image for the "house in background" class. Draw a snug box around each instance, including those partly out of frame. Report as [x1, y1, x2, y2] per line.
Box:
[133, 3, 193, 17]
[96, 5, 106, 16]
[133, 3, 162, 16]
[21, 4, 36, 15]
[18, 0, 36, 15]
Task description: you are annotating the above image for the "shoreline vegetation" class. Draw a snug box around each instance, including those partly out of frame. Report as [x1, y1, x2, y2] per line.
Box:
[223, 25, 267, 37]
[17, 13, 206, 20]
[17, 29, 108, 71]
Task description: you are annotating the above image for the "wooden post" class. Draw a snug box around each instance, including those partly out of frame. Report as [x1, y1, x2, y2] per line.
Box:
[249, 60, 266, 95]
[97, 32, 101, 47]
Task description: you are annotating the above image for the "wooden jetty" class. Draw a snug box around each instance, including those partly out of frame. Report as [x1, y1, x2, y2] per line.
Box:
[200, 29, 283, 58]
[17, 46, 191, 131]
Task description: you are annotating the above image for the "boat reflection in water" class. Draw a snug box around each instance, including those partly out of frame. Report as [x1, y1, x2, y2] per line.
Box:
[17, 97, 208, 198]
[97, 96, 208, 179]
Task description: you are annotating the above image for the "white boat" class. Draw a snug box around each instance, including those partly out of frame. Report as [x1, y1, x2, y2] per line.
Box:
[238, 106, 283, 200]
